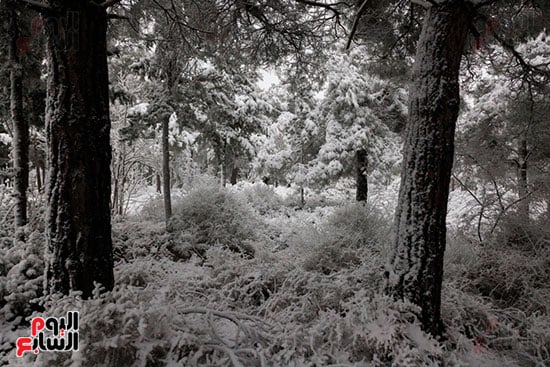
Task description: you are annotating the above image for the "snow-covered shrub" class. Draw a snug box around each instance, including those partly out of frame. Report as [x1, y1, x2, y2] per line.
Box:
[326, 203, 391, 249]
[265, 289, 444, 366]
[444, 230, 482, 280]
[468, 243, 549, 313]
[136, 197, 165, 221]
[112, 221, 169, 261]
[0, 230, 44, 319]
[302, 203, 390, 274]
[442, 279, 550, 366]
[168, 185, 258, 257]
[496, 213, 550, 250]
[180, 173, 221, 193]
[8, 258, 274, 367]
[239, 183, 283, 214]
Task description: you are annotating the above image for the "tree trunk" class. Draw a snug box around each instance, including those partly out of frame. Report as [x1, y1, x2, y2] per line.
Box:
[230, 163, 239, 185]
[356, 149, 368, 202]
[517, 138, 529, 222]
[229, 147, 238, 185]
[112, 178, 119, 215]
[147, 165, 153, 186]
[156, 173, 162, 193]
[9, 8, 29, 240]
[44, 2, 114, 297]
[385, 1, 470, 337]
[162, 116, 172, 223]
[33, 138, 42, 193]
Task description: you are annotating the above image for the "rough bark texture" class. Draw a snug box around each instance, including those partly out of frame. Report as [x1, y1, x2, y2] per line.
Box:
[386, 1, 470, 336]
[162, 116, 172, 223]
[9, 8, 29, 238]
[44, 1, 114, 297]
[356, 149, 368, 202]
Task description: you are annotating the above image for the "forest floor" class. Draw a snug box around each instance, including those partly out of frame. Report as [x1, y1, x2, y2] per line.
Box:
[0, 178, 548, 366]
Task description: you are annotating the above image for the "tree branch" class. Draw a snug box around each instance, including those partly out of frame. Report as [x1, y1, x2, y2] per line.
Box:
[345, 0, 371, 50]
[493, 31, 550, 87]
[100, 0, 124, 8]
[293, 0, 344, 15]
[18, 0, 54, 13]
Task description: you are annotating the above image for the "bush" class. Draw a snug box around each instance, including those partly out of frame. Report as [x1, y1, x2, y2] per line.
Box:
[136, 197, 165, 221]
[467, 243, 549, 313]
[239, 183, 283, 214]
[0, 231, 45, 324]
[168, 185, 258, 258]
[302, 203, 391, 274]
[496, 213, 550, 250]
[6, 259, 273, 367]
[112, 221, 170, 262]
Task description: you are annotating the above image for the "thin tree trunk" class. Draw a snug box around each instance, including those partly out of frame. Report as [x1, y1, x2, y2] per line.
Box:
[147, 165, 153, 186]
[44, 3, 114, 297]
[356, 149, 368, 202]
[230, 161, 238, 185]
[112, 178, 119, 215]
[33, 138, 42, 193]
[385, 1, 470, 337]
[118, 147, 126, 216]
[162, 116, 172, 223]
[156, 173, 162, 193]
[9, 8, 29, 240]
[228, 146, 238, 185]
[517, 138, 529, 222]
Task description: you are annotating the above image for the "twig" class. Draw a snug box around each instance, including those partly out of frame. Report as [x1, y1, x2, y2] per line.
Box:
[452, 173, 486, 242]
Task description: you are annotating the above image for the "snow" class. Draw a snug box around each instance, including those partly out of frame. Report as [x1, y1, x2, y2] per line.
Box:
[0, 133, 11, 145]
[256, 69, 280, 90]
[127, 102, 149, 116]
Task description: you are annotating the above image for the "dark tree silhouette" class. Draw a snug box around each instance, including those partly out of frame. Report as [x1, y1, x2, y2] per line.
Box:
[385, 0, 471, 336]
[41, 0, 116, 297]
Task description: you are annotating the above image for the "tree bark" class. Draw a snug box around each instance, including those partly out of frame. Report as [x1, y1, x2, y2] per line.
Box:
[44, 2, 114, 297]
[162, 116, 172, 223]
[9, 8, 29, 240]
[385, 1, 470, 337]
[356, 149, 368, 202]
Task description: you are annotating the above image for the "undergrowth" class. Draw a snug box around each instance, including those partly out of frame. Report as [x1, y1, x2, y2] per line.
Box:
[1, 184, 548, 366]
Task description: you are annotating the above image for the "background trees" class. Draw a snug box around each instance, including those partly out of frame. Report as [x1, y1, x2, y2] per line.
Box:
[0, 0, 548, 365]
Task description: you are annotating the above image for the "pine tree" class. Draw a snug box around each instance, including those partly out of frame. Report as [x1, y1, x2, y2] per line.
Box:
[40, 0, 116, 297]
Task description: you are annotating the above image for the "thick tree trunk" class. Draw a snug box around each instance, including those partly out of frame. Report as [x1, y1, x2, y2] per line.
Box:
[517, 138, 529, 222]
[9, 8, 29, 239]
[44, 2, 114, 297]
[162, 116, 172, 223]
[356, 149, 368, 202]
[385, 2, 470, 336]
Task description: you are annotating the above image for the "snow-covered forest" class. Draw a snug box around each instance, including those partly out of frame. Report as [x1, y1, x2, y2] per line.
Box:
[0, 0, 549, 366]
